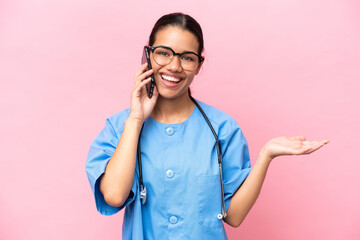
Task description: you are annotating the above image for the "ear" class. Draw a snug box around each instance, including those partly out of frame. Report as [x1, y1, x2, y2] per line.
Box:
[195, 59, 204, 75]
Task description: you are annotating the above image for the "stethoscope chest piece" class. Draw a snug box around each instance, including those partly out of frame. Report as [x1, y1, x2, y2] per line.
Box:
[140, 185, 147, 204]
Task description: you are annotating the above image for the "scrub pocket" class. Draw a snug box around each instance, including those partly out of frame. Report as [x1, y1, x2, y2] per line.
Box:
[197, 175, 223, 229]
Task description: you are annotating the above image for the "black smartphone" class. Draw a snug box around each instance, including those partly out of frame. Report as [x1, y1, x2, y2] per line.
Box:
[141, 46, 155, 98]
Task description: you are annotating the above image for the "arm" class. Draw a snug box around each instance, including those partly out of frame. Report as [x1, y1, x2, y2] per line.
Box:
[224, 136, 329, 227]
[99, 118, 143, 207]
[99, 63, 158, 207]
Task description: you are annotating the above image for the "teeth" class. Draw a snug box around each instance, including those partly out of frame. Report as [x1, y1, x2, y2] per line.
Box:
[161, 74, 181, 82]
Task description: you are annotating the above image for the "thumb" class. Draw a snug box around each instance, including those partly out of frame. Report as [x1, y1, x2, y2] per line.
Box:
[151, 85, 159, 102]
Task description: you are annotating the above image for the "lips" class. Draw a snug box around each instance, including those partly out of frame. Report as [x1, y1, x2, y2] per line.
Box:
[160, 73, 184, 87]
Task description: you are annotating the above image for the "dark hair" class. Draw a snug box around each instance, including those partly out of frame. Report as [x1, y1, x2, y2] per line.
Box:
[148, 12, 204, 56]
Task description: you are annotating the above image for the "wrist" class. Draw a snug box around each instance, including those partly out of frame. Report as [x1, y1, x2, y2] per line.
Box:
[127, 113, 145, 123]
[259, 145, 274, 164]
[125, 116, 144, 129]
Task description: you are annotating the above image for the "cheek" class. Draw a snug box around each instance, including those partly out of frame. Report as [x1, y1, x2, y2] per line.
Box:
[151, 65, 164, 84]
[184, 71, 196, 81]
[150, 56, 162, 72]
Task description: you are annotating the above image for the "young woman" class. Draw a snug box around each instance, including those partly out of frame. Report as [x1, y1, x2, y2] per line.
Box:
[86, 12, 328, 240]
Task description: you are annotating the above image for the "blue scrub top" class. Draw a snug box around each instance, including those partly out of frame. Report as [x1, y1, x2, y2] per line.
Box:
[86, 99, 252, 240]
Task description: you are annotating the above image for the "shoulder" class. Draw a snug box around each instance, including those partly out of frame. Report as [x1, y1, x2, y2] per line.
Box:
[106, 108, 131, 136]
[194, 99, 241, 138]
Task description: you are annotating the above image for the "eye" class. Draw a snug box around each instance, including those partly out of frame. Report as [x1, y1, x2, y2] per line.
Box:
[158, 51, 170, 57]
[154, 48, 172, 57]
[181, 54, 195, 62]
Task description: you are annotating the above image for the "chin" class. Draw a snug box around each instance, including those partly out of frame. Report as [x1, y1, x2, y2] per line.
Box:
[158, 88, 189, 100]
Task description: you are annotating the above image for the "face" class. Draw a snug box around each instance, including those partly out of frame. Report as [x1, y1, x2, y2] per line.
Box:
[150, 26, 203, 100]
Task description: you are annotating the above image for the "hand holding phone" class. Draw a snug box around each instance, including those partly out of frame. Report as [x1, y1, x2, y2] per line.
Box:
[141, 46, 155, 98]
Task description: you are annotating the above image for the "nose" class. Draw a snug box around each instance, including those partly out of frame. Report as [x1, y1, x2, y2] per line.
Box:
[166, 55, 182, 72]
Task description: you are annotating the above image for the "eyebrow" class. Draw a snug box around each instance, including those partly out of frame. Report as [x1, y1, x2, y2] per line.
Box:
[154, 45, 198, 54]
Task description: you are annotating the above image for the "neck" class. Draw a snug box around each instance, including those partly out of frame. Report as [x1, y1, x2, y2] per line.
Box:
[151, 94, 195, 124]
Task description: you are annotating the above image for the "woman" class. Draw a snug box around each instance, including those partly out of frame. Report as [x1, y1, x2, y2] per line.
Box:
[86, 12, 328, 240]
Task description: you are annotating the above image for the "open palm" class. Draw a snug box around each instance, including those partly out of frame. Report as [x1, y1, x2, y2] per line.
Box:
[264, 136, 329, 159]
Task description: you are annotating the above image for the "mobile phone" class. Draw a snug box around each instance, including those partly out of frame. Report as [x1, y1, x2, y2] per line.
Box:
[141, 46, 155, 98]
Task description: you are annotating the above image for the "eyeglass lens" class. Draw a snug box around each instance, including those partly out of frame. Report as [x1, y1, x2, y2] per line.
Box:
[153, 47, 199, 70]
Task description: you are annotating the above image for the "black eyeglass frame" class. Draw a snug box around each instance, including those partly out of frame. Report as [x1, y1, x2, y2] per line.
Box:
[149, 45, 205, 65]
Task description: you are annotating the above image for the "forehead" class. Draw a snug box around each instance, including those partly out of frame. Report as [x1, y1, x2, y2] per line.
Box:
[153, 26, 199, 53]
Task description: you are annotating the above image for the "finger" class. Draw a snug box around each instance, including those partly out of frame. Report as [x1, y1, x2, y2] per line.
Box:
[132, 77, 152, 96]
[291, 141, 316, 154]
[152, 84, 158, 96]
[289, 136, 306, 141]
[302, 141, 319, 149]
[150, 85, 159, 101]
[303, 142, 328, 154]
[134, 72, 153, 89]
[134, 63, 148, 79]
[303, 139, 329, 144]
[139, 79, 154, 97]
[137, 77, 152, 89]
[135, 69, 153, 86]
[138, 69, 154, 81]
[304, 140, 328, 146]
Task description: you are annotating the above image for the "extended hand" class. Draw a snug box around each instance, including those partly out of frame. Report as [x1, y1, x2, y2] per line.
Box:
[263, 136, 329, 160]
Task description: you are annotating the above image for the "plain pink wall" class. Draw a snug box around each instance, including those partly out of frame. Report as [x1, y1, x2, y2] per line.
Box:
[1, 0, 359, 239]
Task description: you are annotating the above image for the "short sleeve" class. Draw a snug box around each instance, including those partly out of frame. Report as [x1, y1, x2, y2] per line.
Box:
[220, 120, 252, 213]
[85, 118, 138, 216]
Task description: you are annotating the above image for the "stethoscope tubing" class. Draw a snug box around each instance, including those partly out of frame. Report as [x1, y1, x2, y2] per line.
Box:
[137, 96, 227, 219]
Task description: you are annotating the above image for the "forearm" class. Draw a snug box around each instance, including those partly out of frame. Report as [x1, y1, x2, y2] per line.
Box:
[99, 117, 143, 207]
[225, 147, 272, 227]
[224, 136, 328, 227]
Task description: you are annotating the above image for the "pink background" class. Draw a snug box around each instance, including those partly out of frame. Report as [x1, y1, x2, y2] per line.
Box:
[1, 0, 359, 239]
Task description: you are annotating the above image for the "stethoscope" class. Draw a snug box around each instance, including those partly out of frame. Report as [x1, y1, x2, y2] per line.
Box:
[137, 96, 227, 220]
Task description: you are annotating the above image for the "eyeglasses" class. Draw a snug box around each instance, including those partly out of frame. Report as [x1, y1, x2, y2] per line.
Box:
[149, 45, 204, 71]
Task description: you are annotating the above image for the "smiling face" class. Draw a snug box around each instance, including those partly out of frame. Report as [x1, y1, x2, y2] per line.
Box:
[150, 26, 203, 100]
